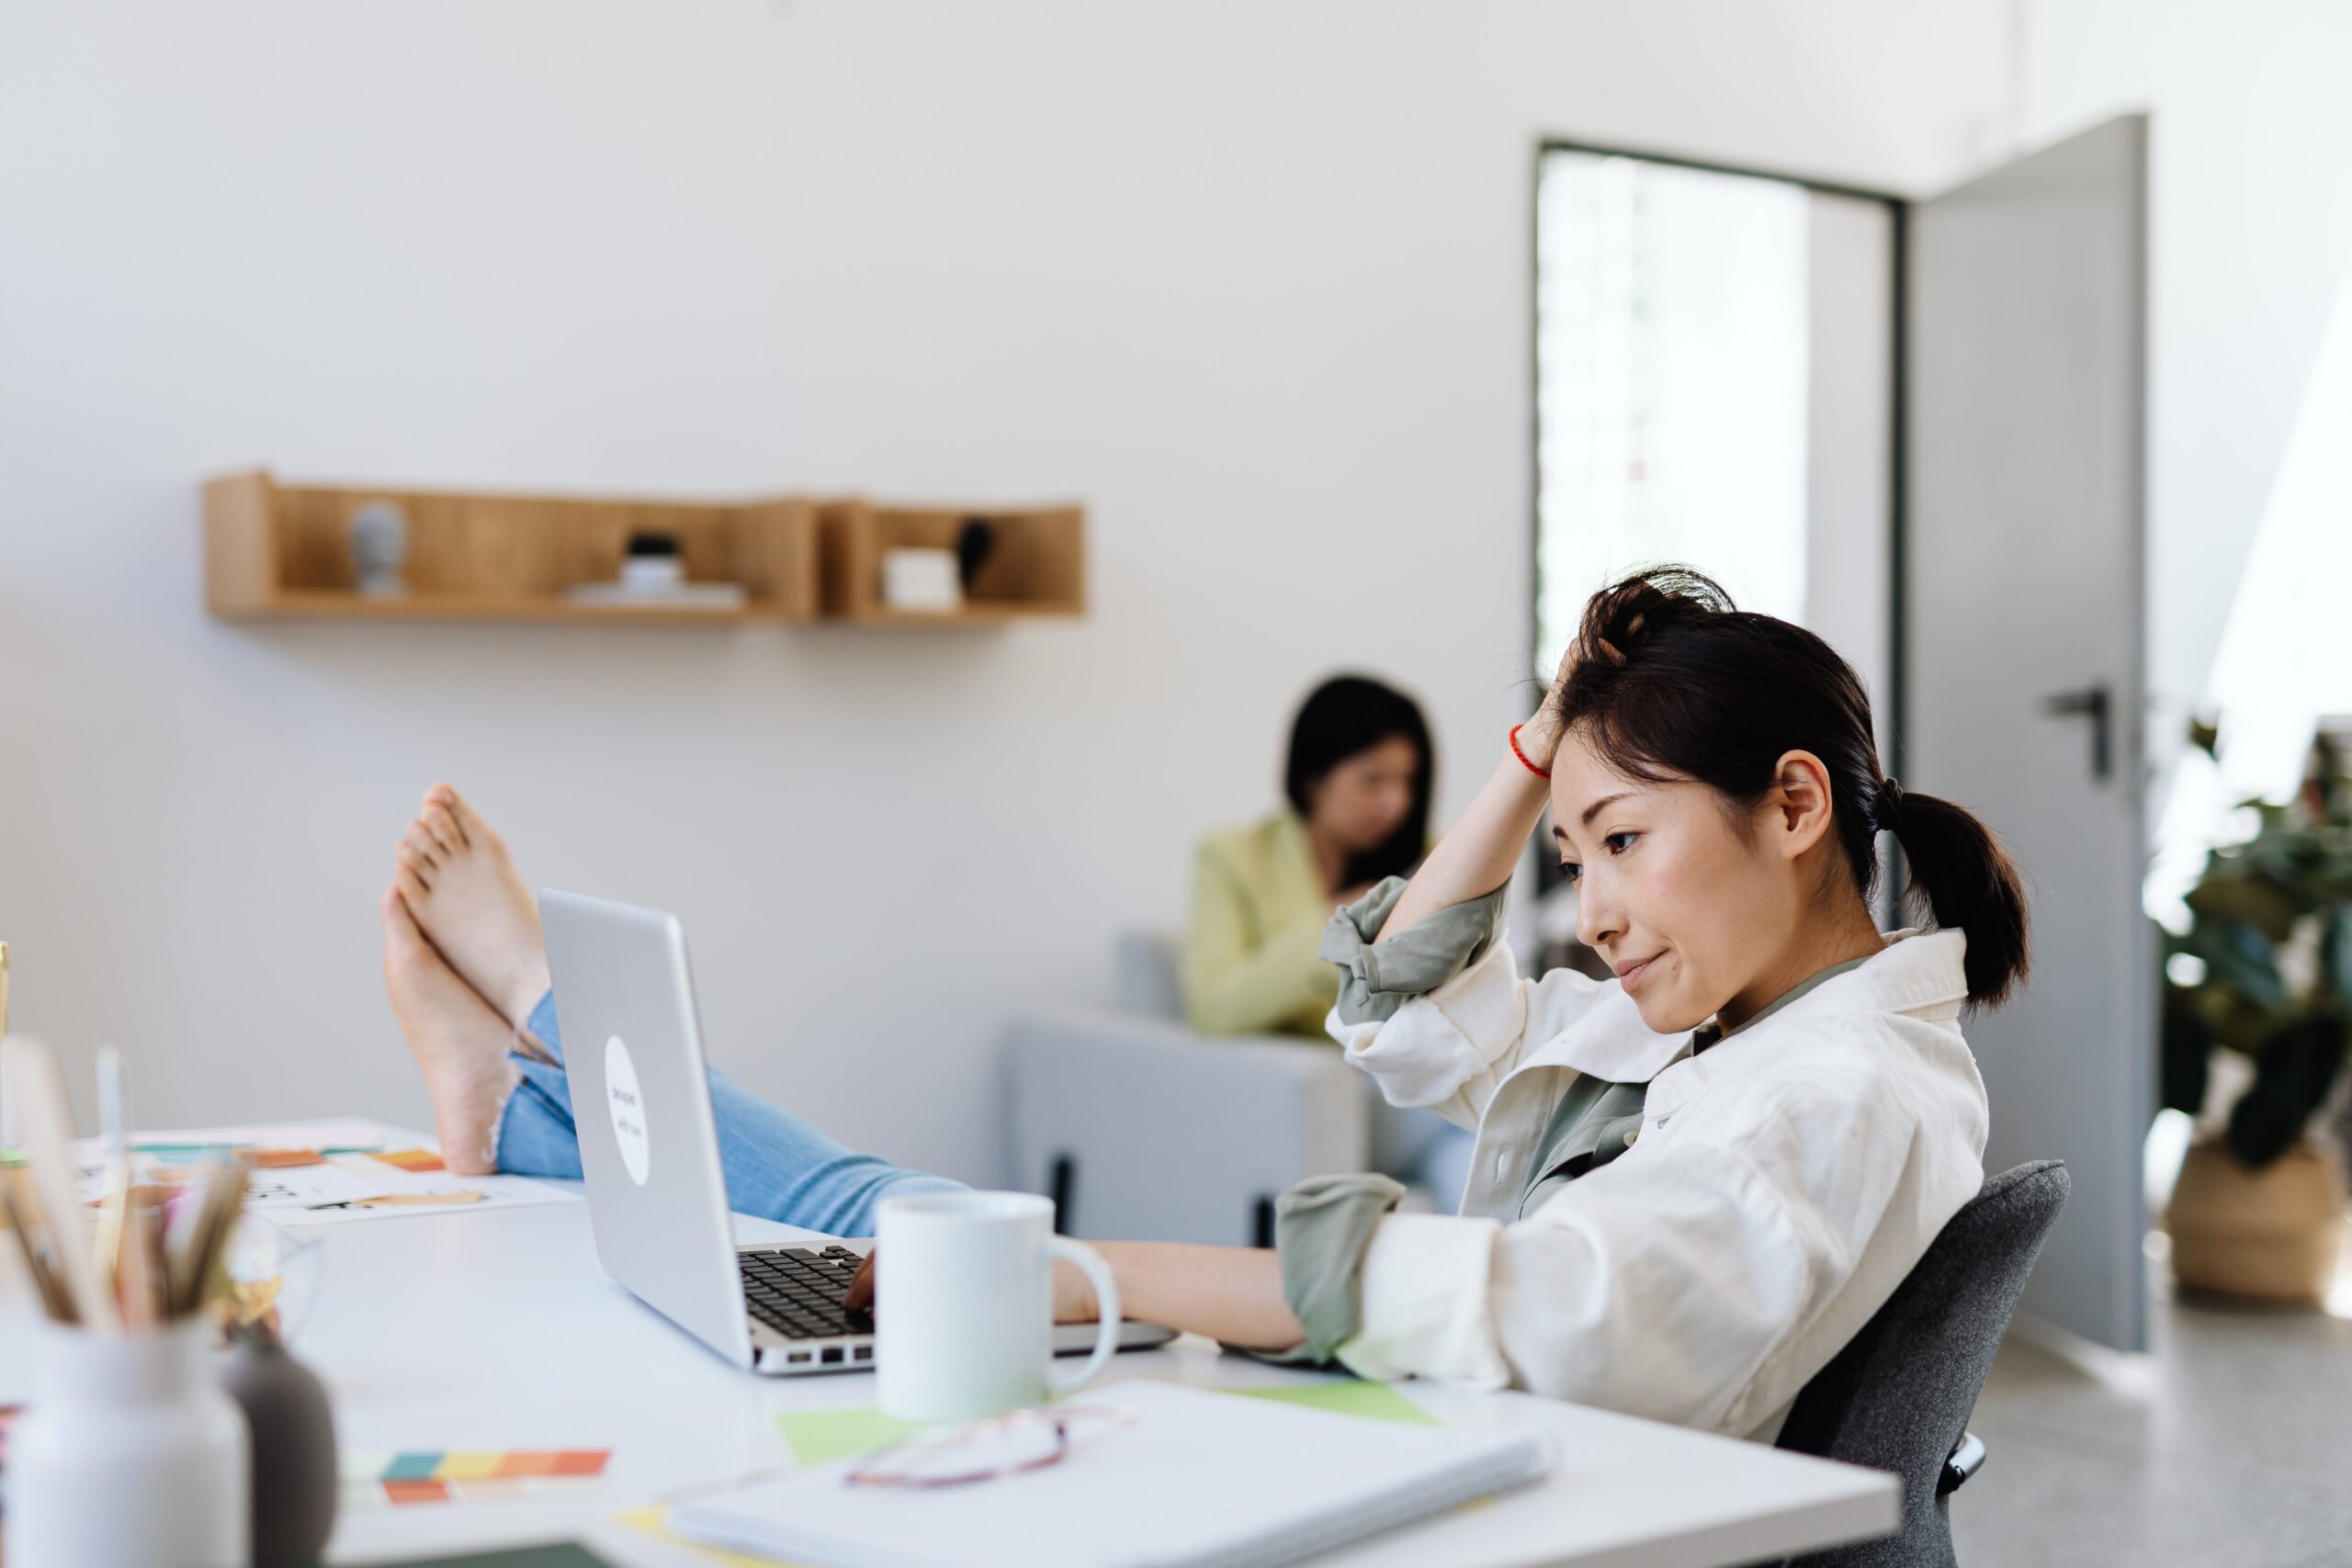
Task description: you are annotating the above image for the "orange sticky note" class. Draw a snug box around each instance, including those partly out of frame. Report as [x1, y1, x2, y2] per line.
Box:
[494, 1450, 563, 1477]
[383, 1480, 448, 1506]
[372, 1147, 448, 1173]
[241, 1149, 326, 1169]
[548, 1450, 611, 1476]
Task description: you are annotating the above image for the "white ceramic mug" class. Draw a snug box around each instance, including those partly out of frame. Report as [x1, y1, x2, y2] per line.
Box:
[874, 1190, 1122, 1423]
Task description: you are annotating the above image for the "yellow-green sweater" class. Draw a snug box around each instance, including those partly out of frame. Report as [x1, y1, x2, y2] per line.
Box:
[1182, 811, 1340, 1038]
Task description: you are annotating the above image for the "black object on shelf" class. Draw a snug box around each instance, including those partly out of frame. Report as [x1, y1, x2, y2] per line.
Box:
[956, 517, 998, 589]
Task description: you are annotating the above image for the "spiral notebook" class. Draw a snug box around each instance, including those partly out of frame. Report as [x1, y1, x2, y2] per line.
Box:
[671, 1379, 1551, 1568]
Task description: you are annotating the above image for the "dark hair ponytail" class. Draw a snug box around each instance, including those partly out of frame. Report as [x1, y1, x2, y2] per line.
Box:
[1872, 784, 2031, 1008]
[1549, 567, 2030, 1010]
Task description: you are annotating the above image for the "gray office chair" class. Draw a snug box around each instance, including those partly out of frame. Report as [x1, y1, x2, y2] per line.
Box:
[1771, 1160, 2070, 1568]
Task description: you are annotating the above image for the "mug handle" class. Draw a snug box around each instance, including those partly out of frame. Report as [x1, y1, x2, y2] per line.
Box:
[1044, 1236, 1124, 1396]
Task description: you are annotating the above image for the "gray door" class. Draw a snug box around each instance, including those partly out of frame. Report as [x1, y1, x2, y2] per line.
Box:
[1905, 116, 2152, 1351]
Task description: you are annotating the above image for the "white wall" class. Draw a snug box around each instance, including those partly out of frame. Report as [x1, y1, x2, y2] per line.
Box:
[2010, 0, 2352, 781]
[0, 0, 2009, 1179]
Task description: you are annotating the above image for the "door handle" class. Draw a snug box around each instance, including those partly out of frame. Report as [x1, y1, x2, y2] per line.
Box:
[2041, 683, 2111, 783]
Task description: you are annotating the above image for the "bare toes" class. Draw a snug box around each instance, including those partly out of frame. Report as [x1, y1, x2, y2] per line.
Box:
[423, 804, 467, 854]
[401, 823, 445, 867]
[393, 860, 433, 901]
[439, 788, 494, 846]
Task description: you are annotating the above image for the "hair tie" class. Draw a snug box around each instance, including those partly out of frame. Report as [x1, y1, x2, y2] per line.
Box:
[1873, 778, 1905, 833]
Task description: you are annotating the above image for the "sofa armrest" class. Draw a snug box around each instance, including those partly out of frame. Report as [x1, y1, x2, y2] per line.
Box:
[1001, 1008, 1372, 1246]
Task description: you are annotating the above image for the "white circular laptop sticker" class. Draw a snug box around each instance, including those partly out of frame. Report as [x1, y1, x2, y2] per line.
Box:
[605, 1033, 651, 1186]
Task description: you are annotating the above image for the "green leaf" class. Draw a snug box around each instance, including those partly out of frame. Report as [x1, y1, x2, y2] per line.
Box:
[2326, 911, 2352, 1010]
[2186, 872, 2308, 942]
[2225, 1015, 2350, 1168]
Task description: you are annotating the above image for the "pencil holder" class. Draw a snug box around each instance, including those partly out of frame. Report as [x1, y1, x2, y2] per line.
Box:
[5, 1318, 251, 1568]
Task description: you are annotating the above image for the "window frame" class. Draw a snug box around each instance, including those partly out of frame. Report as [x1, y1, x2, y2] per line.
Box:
[1527, 138, 1911, 778]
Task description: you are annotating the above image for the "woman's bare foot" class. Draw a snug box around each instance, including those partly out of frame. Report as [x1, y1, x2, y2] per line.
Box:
[380, 886, 520, 1175]
[391, 784, 552, 1030]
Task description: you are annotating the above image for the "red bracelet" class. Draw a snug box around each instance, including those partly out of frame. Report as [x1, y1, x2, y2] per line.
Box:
[1509, 723, 1552, 780]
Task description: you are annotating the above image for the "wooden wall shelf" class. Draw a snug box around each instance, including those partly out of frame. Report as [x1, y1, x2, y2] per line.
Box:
[816, 501, 1087, 623]
[203, 471, 1087, 626]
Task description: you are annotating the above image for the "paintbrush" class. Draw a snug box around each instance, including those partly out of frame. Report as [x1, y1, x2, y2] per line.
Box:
[0, 945, 12, 1161]
[93, 1044, 130, 1307]
[116, 1200, 163, 1328]
[95, 1043, 134, 1297]
[0, 1166, 73, 1322]
[3, 1037, 117, 1331]
[173, 1161, 246, 1320]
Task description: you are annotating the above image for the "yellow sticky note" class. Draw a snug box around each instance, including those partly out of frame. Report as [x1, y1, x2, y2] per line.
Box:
[433, 1450, 504, 1480]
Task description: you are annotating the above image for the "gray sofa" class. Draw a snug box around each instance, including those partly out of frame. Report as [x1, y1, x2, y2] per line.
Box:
[1002, 931, 1421, 1246]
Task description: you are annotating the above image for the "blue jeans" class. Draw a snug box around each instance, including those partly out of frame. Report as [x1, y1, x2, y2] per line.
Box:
[494, 991, 966, 1236]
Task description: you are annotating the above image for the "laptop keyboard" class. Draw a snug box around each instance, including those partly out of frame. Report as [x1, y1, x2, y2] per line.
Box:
[740, 1246, 870, 1341]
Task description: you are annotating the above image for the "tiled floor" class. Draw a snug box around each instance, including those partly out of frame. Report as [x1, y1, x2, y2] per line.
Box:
[1951, 1231, 2352, 1567]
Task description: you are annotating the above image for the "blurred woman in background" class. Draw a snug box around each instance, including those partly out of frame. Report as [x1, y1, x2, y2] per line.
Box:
[1182, 675, 1432, 1038]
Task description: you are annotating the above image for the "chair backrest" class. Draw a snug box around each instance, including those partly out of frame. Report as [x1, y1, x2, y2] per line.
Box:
[1774, 1160, 2069, 1568]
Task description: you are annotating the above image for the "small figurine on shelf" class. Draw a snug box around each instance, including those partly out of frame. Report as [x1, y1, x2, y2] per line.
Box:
[563, 529, 747, 610]
[620, 530, 686, 593]
[348, 501, 409, 598]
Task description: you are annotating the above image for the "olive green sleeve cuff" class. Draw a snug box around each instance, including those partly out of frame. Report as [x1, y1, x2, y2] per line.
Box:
[1319, 877, 1510, 1025]
[1265, 1172, 1409, 1364]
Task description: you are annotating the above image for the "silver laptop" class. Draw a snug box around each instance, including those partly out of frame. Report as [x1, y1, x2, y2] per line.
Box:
[539, 887, 1176, 1376]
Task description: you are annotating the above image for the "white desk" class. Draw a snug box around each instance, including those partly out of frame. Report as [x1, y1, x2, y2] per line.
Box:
[0, 1163, 1898, 1568]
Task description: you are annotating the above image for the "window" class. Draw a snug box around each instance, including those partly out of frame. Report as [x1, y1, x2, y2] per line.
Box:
[1532, 146, 1896, 745]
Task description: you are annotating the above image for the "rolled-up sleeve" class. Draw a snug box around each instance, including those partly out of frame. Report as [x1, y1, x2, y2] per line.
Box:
[1323, 882, 1611, 1127]
[1319, 876, 1508, 1023]
[1248, 1173, 1410, 1366]
[1331, 1065, 1934, 1436]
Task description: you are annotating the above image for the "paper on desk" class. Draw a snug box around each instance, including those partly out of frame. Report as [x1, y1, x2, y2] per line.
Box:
[121, 1117, 401, 1154]
[614, 1508, 784, 1568]
[619, 1382, 1434, 1568]
[253, 1155, 576, 1227]
[72, 1129, 578, 1224]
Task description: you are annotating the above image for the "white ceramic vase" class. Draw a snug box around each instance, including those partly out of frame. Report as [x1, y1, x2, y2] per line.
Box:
[6, 1319, 251, 1568]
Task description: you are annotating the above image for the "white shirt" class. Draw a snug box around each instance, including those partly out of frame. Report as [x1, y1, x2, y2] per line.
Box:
[1324, 927, 1989, 1441]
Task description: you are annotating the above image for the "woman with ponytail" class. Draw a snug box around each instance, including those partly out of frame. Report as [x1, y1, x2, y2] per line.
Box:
[386, 567, 2023, 1444]
[1270, 565, 2029, 1439]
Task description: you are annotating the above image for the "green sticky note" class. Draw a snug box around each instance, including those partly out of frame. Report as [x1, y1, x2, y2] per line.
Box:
[366, 1547, 613, 1567]
[772, 1378, 1434, 1465]
[774, 1406, 922, 1466]
[1225, 1379, 1440, 1425]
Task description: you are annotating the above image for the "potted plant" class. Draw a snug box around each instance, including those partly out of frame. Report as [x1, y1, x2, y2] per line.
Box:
[2158, 724, 2352, 1303]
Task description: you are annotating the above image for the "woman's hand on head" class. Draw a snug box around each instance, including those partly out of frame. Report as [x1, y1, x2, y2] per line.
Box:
[1520, 640, 1586, 772]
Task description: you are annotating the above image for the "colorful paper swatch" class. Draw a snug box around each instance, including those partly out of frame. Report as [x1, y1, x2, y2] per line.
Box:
[372, 1147, 449, 1173]
[240, 1148, 330, 1169]
[343, 1449, 611, 1507]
